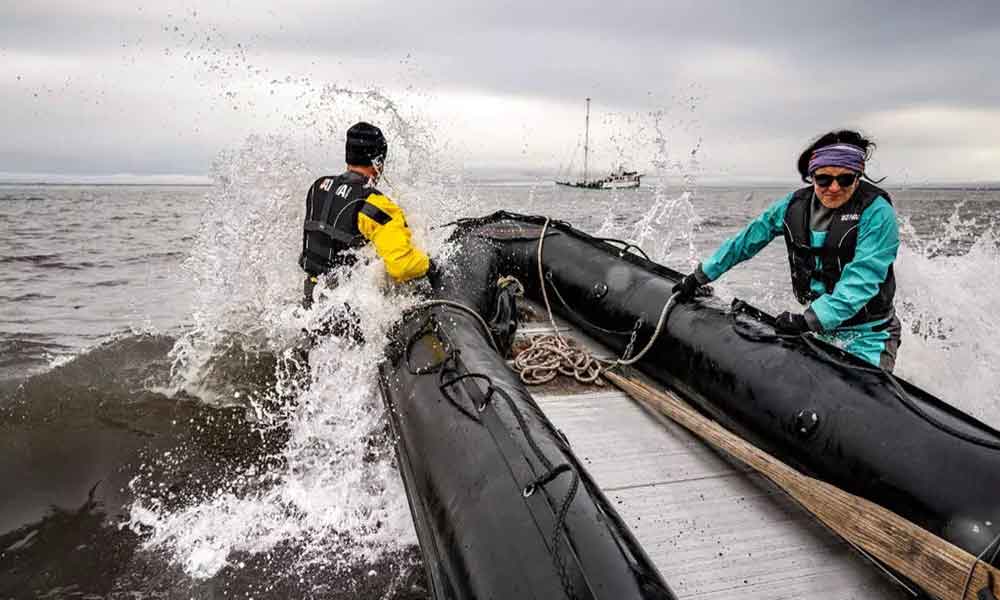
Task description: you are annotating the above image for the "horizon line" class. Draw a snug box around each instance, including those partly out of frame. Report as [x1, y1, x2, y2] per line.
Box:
[1, 172, 999, 189]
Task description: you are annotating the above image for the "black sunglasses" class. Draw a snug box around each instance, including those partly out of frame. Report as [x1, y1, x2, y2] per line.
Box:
[813, 173, 859, 188]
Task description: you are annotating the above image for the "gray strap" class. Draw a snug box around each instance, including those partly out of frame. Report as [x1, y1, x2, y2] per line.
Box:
[303, 221, 359, 244]
[359, 201, 393, 226]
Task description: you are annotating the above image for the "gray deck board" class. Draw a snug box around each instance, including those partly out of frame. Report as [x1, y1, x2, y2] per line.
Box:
[516, 309, 910, 599]
[534, 389, 909, 599]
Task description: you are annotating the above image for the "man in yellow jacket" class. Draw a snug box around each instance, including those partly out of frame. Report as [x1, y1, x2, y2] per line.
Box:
[299, 121, 432, 309]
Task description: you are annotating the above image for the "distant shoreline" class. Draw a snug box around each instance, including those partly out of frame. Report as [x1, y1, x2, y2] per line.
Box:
[3, 180, 997, 191]
[2, 174, 999, 192]
[0, 181, 214, 187]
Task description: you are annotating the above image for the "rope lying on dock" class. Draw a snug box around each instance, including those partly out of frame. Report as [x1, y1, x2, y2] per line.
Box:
[509, 217, 680, 386]
[512, 334, 606, 384]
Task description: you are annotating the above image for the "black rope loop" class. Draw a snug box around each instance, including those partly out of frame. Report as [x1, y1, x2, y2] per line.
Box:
[430, 352, 482, 423]
[438, 372, 496, 413]
[960, 531, 1000, 600]
[730, 299, 786, 343]
[403, 315, 459, 375]
[416, 345, 459, 376]
[620, 243, 650, 261]
[522, 463, 572, 498]
[596, 237, 652, 261]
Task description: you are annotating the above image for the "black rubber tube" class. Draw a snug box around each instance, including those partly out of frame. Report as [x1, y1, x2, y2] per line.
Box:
[457, 211, 1000, 566]
[379, 234, 676, 600]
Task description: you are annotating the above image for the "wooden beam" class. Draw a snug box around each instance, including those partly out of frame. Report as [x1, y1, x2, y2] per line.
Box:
[605, 371, 1000, 600]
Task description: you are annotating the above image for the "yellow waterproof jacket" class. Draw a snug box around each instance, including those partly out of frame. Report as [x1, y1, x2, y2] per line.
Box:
[357, 193, 430, 282]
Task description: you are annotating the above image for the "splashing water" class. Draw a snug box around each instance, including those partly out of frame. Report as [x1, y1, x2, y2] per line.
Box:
[165, 135, 309, 401]
[131, 282, 419, 578]
[596, 107, 705, 269]
[893, 210, 1000, 425]
[129, 85, 472, 582]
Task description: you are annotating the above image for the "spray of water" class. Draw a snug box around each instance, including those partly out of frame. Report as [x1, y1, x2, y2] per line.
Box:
[894, 208, 1000, 425]
[129, 82, 477, 581]
[165, 135, 308, 401]
[130, 261, 423, 579]
[595, 106, 705, 269]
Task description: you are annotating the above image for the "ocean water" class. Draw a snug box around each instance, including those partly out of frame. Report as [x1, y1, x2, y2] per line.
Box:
[3, 168, 1000, 597]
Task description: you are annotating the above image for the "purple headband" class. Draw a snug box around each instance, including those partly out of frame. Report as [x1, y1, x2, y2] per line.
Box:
[808, 144, 866, 174]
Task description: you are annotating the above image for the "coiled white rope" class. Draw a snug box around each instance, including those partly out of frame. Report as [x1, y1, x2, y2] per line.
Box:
[510, 217, 680, 385]
[401, 217, 678, 387]
[513, 334, 605, 384]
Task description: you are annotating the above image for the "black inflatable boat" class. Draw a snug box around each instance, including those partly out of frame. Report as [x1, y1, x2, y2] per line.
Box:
[454, 211, 1000, 561]
[380, 211, 1000, 598]
[379, 234, 676, 599]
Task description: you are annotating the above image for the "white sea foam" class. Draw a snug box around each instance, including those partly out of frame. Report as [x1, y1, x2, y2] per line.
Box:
[596, 108, 705, 268]
[893, 213, 1000, 425]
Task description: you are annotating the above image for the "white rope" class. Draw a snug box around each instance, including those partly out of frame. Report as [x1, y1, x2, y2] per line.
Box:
[403, 217, 677, 387]
[537, 218, 565, 344]
[512, 334, 605, 385]
[511, 217, 679, 386]
[614, 291, 679, 367]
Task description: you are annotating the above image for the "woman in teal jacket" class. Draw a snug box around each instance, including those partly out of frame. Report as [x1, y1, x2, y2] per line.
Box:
[673, 130, 903, 371]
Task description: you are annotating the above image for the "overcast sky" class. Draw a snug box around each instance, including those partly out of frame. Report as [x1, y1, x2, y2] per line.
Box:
[2, 0, 998, 183]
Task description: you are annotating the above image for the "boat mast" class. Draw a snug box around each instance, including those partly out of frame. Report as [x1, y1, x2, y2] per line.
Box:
[583, 97, 590, 183]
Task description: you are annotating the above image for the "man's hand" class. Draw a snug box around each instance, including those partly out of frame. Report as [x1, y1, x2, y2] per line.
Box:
[774, 311, 810, 335]
[425, 259, 442, 288]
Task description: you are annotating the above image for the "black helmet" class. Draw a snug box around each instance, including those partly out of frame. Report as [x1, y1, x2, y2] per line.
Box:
[345, 122, 388, 167]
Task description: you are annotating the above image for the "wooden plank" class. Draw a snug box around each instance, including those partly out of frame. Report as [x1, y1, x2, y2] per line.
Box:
[606, 371, 1000, 600]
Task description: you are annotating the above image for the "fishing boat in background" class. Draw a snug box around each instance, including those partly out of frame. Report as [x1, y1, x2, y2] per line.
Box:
[556, 98, 642, 190]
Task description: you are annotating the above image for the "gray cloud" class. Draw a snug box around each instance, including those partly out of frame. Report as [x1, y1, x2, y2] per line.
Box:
[2, 0, 998, 181]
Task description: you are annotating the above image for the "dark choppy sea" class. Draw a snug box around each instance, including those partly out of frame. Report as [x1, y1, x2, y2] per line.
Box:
[2, 178, 999, 598]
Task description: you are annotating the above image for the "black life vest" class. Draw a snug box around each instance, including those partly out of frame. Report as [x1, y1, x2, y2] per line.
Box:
[299, 171, 392, 276]
[781, 181, 896, 327]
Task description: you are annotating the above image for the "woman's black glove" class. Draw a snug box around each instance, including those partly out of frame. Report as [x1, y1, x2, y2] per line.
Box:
[774, 311, 810, 335]
[671, 273, 702, 301]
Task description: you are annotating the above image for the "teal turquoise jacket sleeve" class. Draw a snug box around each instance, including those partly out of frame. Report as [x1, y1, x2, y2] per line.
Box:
[699, 193, 792, 281]
[807, 197, 899, 330]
